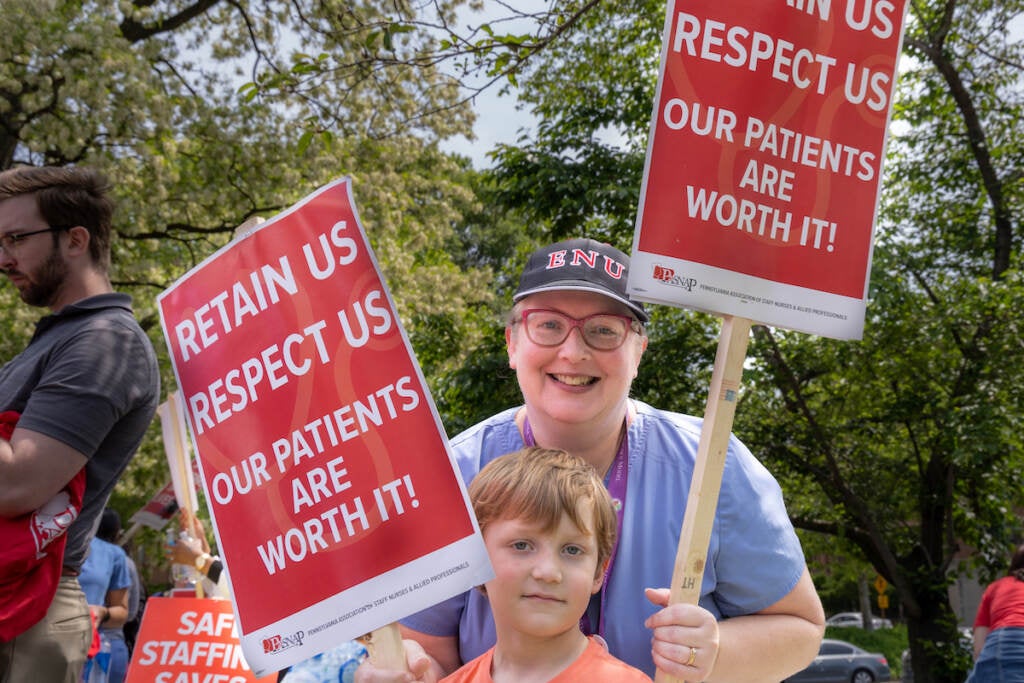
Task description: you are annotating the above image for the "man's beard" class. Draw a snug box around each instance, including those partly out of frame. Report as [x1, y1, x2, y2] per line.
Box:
[19, 246, 69, 308]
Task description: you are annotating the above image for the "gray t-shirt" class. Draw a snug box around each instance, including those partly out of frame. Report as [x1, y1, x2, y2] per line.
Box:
[0, 293, 160, 570]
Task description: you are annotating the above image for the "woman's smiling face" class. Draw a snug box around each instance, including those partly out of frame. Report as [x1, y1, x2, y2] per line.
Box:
[506, 290, 647, 430]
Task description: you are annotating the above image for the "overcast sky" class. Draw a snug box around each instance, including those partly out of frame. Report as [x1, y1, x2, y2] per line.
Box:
[437, 2, 548, 168]
[441, 88, 536, 169]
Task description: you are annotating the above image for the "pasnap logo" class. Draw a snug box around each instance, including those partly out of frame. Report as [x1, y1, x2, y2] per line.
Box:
[652, 265, 697, 291]
[262, 630, 305, 654]
[262, 636, 281, 653]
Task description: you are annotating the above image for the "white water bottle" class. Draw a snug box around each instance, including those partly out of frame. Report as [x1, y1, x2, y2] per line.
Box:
[167, 529, 200, 587]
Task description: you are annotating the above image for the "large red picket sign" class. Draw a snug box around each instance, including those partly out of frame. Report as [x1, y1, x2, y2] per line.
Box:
[157, 178, 491, 675]
[629, 0, 908, 339]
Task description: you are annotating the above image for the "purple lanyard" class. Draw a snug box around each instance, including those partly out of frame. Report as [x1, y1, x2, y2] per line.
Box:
[521, 415, 629, 638]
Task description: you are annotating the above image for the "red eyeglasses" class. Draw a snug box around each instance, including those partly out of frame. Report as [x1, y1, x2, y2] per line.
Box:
[518, 309, 642, 350]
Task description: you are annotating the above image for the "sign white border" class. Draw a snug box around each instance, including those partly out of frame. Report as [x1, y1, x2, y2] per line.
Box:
[629, 251, 867, 338]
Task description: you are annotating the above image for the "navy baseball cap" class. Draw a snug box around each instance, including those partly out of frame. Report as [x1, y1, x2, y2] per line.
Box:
[513, 238, 649, 323]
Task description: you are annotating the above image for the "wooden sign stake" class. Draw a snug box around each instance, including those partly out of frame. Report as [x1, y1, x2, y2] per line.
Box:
[654, 315, 752, 683]
[358, 623, 408, 671]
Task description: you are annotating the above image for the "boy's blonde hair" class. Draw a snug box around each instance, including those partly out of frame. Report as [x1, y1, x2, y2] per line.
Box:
[469, 447, 618, 574]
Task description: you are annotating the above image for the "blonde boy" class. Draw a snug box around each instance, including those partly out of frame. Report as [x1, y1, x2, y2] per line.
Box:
[442, 447, 650, 683]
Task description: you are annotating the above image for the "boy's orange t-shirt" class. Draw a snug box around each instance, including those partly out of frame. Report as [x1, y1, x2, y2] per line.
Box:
[441, 635, 652, 683]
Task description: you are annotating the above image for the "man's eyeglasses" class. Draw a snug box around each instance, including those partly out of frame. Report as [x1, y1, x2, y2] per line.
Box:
[518, 308, 642, 351]
[0, 226, 70, 254]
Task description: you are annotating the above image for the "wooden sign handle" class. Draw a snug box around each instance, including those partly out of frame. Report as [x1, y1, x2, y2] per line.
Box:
[654, 315, 752, 683]
[358, 622, 408, 672]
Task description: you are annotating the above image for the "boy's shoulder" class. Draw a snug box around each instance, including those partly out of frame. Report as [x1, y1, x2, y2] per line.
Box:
[566, 637, 652, 682]
[440, 638, 651, 682]
[440, 647, 494, 683]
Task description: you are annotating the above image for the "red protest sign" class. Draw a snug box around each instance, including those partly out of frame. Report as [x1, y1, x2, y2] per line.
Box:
[157, 179, 491, 675]
[130, 458, 203, 531]
[125, 597, 275, 683]
[128, 481, 178, 530]
[629, 0, 908, 339]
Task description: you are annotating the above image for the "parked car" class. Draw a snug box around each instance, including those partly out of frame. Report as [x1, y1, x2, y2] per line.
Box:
[826, 612, 894, 629]
[785, 638, 892, 683]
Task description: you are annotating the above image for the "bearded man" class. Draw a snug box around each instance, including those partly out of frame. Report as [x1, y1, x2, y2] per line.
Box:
[0, 166, 159, 682]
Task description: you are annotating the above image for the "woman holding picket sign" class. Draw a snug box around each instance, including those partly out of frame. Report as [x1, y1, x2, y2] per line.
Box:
[355, 238, 824, 682]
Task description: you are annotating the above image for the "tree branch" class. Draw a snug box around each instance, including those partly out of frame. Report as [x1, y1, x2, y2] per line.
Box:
[120, 0, 225, 43]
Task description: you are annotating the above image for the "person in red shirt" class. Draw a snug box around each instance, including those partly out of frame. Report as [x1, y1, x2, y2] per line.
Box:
[968, 544, 1024, 683]
[0, 410, 85, 642]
